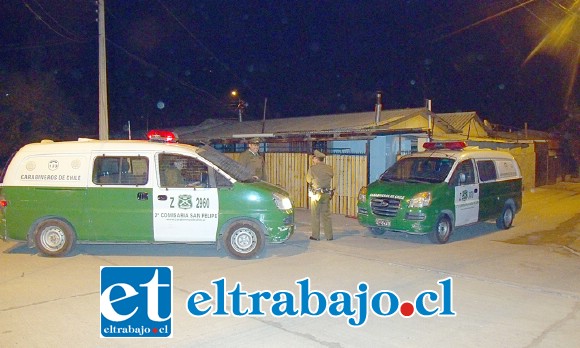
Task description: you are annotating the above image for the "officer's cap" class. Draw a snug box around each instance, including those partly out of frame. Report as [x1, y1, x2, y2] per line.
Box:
[248, 137, 261, 144]
[313, 150, 326, 159]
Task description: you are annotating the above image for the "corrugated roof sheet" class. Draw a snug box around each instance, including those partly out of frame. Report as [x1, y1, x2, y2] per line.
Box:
[175, 108, 485, 143]
[437, 112, 479, 131]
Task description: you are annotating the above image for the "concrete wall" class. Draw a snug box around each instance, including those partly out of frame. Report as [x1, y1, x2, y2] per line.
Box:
[369, 136, 387, 182]
[330, 135, 415, 183]
[506, 145, 536, 190]
[328, 139, 366, 154]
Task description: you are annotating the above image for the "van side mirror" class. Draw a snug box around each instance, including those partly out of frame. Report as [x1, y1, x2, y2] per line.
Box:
[459, 173, 466, 184]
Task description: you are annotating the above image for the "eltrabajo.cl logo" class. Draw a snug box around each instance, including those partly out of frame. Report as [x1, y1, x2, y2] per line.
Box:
[100, 266, 173, 338]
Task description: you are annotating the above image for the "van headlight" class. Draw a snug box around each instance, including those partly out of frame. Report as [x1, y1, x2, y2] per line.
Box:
[358, 186, 368, 203]
[408, 192, 432, 208]
[273, 192, 293, 210]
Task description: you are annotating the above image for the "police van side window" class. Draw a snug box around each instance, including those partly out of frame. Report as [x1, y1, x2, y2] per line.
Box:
[159, 154, 213, 188]
[93, 157, 149, 185]
[449, 160, 475, 186]
[496, 160, 518, 179]
[477, 160, 497, 182]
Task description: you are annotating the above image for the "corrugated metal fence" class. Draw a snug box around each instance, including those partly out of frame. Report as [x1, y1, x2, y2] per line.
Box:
[227, 152, 367, 217]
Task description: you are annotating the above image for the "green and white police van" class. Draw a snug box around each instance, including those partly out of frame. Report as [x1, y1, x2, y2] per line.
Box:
[0, 131, 294, 259]
[357, 141, 522, 243]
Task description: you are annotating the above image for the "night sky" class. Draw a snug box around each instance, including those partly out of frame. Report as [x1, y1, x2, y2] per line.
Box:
[1, 0, 578, 138]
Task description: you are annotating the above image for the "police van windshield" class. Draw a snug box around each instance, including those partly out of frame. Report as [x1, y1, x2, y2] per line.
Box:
[380, 157, 455, 184]
[196, 145, 256, 182]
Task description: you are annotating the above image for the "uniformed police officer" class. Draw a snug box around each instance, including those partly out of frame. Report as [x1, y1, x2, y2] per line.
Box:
[163, 159, 186, 187]
[238, 137, 267, 181]
[306, 150, 334, 241]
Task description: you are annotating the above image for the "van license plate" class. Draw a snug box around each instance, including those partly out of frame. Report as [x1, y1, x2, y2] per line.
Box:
[376, 219, 391, 227]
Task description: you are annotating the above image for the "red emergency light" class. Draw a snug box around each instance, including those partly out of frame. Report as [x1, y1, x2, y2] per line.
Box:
[423, 141, 467, 151]
[147, 129, 178, 143]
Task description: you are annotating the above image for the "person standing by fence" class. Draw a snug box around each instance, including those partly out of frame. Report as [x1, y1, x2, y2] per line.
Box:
[238, 137, 267, 181]
[306, 150, 334, 241]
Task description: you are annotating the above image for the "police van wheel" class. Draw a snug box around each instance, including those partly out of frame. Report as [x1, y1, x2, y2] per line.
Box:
[369, 228, 385, 236]
[496, 205, 514, 230]
[223, 220, 265, 259]
[430, 215, 451, 244]
[34, 218, 76, 257]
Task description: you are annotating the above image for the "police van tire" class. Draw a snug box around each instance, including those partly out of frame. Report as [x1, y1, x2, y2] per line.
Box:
[496, 205, 514, 230]
[369, 227, 385, 236]
[222, 220, 265, 259]
[34, 218, 76, 257]
[430, 215, 452, 244]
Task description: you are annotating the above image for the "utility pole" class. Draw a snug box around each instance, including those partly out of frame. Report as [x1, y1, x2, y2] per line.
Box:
[261, 97, 267, 133]
[98, 0, 109, 140]
[374, 91, 382, 125]
[426, 99, 432, 142]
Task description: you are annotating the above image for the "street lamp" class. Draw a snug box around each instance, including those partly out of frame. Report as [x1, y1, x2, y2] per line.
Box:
[231, 90, 246, 122]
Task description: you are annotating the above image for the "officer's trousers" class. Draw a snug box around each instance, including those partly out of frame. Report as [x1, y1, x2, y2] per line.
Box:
[310, 193, 333, 240]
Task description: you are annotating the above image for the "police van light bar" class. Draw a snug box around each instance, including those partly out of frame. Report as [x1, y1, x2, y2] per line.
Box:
[147, 129, 178, 143]
[423, 141, 467, 150]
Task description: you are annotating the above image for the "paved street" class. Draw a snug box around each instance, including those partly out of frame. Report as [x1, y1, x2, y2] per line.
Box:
[1, 182, 579, 347]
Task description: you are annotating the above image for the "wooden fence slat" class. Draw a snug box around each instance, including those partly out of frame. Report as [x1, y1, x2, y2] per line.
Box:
[230, 152, 366, 217]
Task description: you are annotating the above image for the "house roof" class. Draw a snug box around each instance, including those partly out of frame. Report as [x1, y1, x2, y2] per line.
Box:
[437, 112, 479, 131]
[174, 107, 484, 144]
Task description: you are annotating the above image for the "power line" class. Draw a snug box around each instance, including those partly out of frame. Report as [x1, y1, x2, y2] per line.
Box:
[545, 0, 579, 15]
[434, 0, 540, 42]
[433, 0, 579, 46]
[21, 0, 85, 42]
[155, 0, 263, 99]
[106, 38, 227, 110]
[418, 0, 512, 39]
[29, 0, 85, 41]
